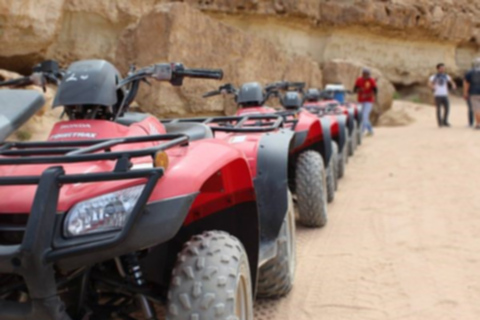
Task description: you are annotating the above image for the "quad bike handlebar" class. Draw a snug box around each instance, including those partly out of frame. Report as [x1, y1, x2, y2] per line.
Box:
[263, 81, 306, 105]
[114, 62, 223, 120]
[119, 63, 223, 88]
[265, 81, 306, 93]
[202, 83, 238, 98]
[0, 60, 63, 92]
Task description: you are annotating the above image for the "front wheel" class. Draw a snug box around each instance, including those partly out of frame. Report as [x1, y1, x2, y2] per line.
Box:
[167, 231, 254, 320]
[295, 150, 328, 228]
[257, 191, 296, 298]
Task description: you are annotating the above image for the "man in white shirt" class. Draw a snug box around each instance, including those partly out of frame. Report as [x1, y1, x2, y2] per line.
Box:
[429, 63, 457, 127]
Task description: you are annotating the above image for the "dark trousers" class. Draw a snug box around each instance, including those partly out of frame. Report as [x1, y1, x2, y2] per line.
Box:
[435, 96, 450, 126]
[467, 98, 474, 126]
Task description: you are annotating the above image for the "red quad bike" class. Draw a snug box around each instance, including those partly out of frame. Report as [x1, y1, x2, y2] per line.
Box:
[302, 88, 351, 180]
[0, 60, 269, 320]
[323, 84, 363, 151]
[264, 82, 340, 203]
[203, 83, 331, 227]
[0, 61, 63, 141]
[161, 113, 296, 299]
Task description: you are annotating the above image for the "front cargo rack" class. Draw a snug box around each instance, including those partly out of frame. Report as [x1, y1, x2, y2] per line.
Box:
[0, 134, 188, 170]
[162, 114, 285, 133]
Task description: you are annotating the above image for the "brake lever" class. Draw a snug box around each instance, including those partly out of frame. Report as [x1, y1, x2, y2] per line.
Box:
[30, 73, 47, 92]
[203, 90, 221, 98]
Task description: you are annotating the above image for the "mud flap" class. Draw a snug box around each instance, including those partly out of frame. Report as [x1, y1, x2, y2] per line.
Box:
[254, 129, 294, 264]
[347, 108, 355, 135]
[336, 115, 348, 154]
[318, 117, 333, 168]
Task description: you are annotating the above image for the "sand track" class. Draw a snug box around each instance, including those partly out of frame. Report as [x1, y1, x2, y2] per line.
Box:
[255, 98, 480, 320]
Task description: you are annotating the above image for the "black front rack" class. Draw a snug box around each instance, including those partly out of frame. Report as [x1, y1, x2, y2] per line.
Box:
[0, 134, 188, 171]
[163, 114, 285, 133]
[274, 110, 299, 130]
[0, 134, 186, 319]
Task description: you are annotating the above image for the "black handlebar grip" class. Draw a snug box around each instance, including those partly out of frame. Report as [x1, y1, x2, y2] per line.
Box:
[203, 90, 221, 98]
[180, 68, 224, 80]
[0, 77, 33, 87]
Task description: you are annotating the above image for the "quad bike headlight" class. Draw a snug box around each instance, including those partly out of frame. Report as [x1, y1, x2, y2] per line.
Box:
[64, 185, 145, 238]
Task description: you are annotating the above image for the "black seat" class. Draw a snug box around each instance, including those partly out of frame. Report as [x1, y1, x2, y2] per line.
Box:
[163, 122, 213, 141]
[116, 112, 150, 126]
[0, 90, 45, 141]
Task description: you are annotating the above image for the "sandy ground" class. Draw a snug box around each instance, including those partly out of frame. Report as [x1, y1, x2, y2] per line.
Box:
[255, 97, 480, 320]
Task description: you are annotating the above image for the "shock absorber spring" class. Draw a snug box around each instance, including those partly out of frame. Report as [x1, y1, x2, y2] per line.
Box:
[122, 253, 145, 286]
[118, 253, 157, 320]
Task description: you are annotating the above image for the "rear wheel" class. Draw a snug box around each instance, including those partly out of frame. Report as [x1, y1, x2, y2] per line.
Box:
[295, 150, 328, 228]
[257, 191, 296, 298]
[167, 231, 253, 320]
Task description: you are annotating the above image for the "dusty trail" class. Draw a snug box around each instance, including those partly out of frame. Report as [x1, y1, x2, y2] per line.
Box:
[256, 98, 480, 320]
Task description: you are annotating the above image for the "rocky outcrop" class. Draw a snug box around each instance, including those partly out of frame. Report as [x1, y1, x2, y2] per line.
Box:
[0, 1, 323, 117]
[186, 0, 480, 87]
[322, 59, 395, 123]
[377, 107, 415, 127]
[117, 3, 322, 117]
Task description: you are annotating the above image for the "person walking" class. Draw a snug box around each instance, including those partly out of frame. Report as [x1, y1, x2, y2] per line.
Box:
[429, 63, 456, 127]
[464, 57, 480, 129]
[354, 68, 377, 136]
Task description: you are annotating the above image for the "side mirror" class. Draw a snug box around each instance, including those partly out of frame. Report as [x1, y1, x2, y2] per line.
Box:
[33, 60, 60, 74]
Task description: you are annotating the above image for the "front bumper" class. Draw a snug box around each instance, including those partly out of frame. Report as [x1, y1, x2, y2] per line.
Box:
[0, 166, 195, 320]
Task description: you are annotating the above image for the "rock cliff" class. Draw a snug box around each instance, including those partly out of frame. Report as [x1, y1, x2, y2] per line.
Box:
[0, 1, 322, 117]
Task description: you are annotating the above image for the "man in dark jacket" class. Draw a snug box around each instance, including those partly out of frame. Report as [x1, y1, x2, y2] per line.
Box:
[464, 58, 480, 129]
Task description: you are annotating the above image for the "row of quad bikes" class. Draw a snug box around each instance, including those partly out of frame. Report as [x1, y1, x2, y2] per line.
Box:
[0, 60, 362, 320]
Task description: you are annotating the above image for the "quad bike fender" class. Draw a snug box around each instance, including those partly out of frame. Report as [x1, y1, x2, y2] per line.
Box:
[292, 116, 333, 168]
[291, 111, 323, 153]
[335, 114, 348, 154]
[58, 139, 259, 274]
[352, 103, 363, 125]
[254, 129, 294, 245]
[347, 108, 355, 135]
[318, 116, 333, 167]
[150, 139, 255, 202]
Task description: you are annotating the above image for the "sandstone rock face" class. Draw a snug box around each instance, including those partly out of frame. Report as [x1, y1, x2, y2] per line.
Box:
[322, 59, 395, 123]
[0, 1, 323, 118]
[118, 4, 323, 117]
[189, 0, 480, 87]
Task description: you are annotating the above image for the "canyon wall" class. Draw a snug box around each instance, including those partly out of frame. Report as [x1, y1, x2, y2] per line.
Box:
[185, 0, 480, 87]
